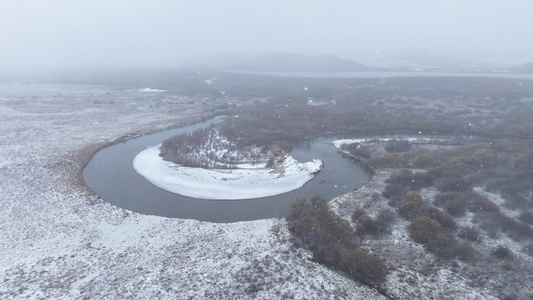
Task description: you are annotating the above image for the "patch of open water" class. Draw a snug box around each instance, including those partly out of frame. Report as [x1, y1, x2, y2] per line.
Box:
[83, 117, 370, 222]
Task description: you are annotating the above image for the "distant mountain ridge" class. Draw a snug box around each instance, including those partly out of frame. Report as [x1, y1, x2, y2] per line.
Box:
[359, 49, 490, 71]
[223, 53, 379, 72]
[180, 53, 379, 72]
[507, 62, 533, 73]
[180, 50, 532, 73]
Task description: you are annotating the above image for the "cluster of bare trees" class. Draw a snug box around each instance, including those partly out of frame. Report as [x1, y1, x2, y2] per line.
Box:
[160, 127, 239, 168]
[160, 126, 292, 169]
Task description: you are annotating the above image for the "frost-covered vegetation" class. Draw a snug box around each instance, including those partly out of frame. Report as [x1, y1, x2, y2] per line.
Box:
[0, 82, 379, 300]
[160, 126, 292, 169]
[215, 74, 533, 140]
[3, 71, 533, 299]
[287, 196, 388, 289]
[333, 138, 533, 298]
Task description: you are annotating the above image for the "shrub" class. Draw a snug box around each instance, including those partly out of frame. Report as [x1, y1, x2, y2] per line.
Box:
[412, 153, 437, 168]
[469, 147, 498, 168]
[456, 243, 477, 262]
[384, 139, 411, 153]
[353, 145, 372, 159]
[337, 249, 388, 286]
[278, 141, 293, 153]
[387, 169, 434, 190]
[288, 197, 358, 259]
[458, 226, 482, 243]
[376, 208, 396, 225]
[287, 196, 388, 286]
[486, 171, 533, 210]
[470, 196, 500, 213]
[424, 206, 457, 231]
[429, 160, 473, 179]
[411, 171, 435, 189]
[437, 177, 472, 192]
[408, 216, 459, 259]
[430, 232, 459, 259]
[342, 143, 372, 159]
[492, 245, 513, 260]
[386, 168, 413, 186]
[398, 193, 426, 220]
[438, 192, 487, 214]
[434, 192, 459, 207]
[356, 214, 390, 238]
[351, 208, 367, 223]
[474, 210, 533, 241]
[265, 158, 274, 168]
[474, 211, 502, 239]
[503, 216, 533, 241]
[289, 215, 321, 246]
[444, 199, 467, 217]
[382, 183, 407, 199]
[387, 194, 404, 208]
[398, 193, 457, 230]
[368, 153, 410, 168]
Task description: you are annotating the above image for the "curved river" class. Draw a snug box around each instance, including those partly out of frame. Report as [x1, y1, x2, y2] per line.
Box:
[83, 117, 370, 223]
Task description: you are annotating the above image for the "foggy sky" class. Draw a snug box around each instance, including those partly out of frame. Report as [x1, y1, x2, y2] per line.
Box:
[1, 0, 532, 70]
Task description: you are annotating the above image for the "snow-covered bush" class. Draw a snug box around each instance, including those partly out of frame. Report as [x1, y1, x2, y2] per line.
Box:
[287, 196, 388, 286]
[408, 216, 459, 260]
[384, 139, 411, 153]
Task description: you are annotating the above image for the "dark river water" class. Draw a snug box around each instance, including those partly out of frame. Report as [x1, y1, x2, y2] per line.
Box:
[83, 117, 370, 223]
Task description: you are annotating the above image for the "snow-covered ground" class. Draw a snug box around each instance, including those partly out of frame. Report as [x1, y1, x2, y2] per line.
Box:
[329, 171, 500, 300]
[0, 82, 386, 299]
[0, 81, 507, 299]
[138, 87, 167, 92]
[331, 139, 533, 299]
[133, 144, 322, 200]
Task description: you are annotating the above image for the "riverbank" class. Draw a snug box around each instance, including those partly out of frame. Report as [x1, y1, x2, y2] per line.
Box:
[133, 144, 323, 200]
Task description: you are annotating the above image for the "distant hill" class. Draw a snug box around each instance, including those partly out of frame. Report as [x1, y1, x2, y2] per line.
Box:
[507, 62, 533, 73]
[359, 49, 490, 71]
[223, 53, 379, 72]
[179, 53, 379, 72]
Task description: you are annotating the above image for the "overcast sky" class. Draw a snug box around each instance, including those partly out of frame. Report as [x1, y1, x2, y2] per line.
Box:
[1, 0, 532, 69]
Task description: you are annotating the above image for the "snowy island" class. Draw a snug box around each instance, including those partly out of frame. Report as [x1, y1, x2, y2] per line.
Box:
[133, 145, 322, 200]
[133, 126, 323, 200]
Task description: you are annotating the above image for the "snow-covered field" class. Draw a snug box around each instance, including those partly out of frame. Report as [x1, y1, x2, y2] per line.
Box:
[0, 82, 386, 299]
[0, 82, 506, 299]
[133, 144, 322, 200]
